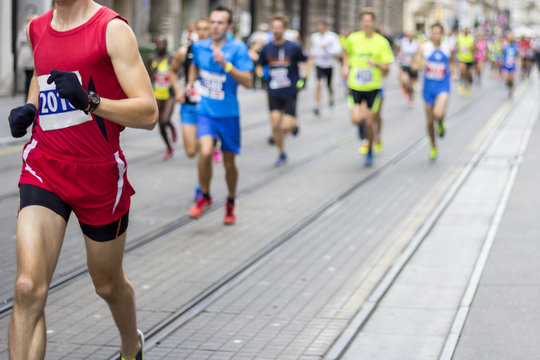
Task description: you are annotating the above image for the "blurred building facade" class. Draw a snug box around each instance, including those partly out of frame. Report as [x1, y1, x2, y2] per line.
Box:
[2, 0, 539, 96]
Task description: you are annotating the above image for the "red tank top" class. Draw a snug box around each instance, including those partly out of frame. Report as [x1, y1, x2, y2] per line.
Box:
[29, 7, 128, 158]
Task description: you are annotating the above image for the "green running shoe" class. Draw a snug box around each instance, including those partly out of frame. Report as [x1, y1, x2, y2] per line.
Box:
[429, 147, 438, 161]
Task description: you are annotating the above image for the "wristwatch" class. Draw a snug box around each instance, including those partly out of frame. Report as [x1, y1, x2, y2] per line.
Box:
[88, 91, 101, 113]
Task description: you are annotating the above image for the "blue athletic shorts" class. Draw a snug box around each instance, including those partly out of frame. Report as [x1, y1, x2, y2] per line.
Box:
[423, 82, 449, 106]
[197, 114, 241, 154]
[180, 104, 198, 125]
[502, 66, 516, 73]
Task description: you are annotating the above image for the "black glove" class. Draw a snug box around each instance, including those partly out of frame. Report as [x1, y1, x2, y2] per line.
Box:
[47, 69, 88, 111]
[8, 103, 36, 138]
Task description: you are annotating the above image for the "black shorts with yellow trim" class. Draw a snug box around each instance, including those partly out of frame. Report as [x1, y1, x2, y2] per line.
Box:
[348, 89, 382, 111]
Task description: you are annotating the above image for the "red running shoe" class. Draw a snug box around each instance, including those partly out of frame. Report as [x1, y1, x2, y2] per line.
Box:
[162, 148, 174, 161]
[223, 201, 236, 225]
[189, 196, 212, 218]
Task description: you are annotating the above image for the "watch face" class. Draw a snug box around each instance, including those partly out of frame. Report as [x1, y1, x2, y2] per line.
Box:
[89, 92, 100, 105]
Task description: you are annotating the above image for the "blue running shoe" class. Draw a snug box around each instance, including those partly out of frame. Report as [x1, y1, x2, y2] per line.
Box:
[364, 150, 373, 167]
[194, 185, 203, 202]
[275, 153, 288, 167]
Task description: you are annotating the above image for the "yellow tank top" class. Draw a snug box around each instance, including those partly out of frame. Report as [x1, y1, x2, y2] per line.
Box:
[457, 34, 474, 63]
[152, 58, 171, 100]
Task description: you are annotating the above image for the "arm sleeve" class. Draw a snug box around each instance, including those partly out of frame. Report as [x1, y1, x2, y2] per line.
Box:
[234, 42, 255, 71]
[329, 33, 342, 55]
[380, 38, 395, 64]
[343, 36, 351, 55]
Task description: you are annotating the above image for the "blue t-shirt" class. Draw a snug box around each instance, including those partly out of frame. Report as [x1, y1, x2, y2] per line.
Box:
[192, 38, 254, 118]
[258, 40, 308, 97]
[502, 43, 518, 71]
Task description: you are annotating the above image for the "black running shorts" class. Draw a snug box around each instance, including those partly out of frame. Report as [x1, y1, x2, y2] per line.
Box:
[401, 66, 418, 79]
[268, 94, 298, 117]
[316, 66, 333, 86]
[349, 89, 380, 109]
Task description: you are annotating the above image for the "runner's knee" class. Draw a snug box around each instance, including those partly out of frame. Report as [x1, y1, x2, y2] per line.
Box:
[14, 275, 48, 309]
[223, 156, 236, 171]
[185, 147, 197, 158]
[93, 275, 127, 302]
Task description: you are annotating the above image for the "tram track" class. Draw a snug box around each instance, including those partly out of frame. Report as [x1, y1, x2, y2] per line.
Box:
[94, 85, 505, 359]
[0, 83, 499, 325]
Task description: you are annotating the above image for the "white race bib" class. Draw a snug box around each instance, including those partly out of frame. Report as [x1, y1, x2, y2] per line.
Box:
[38, 72, 93, 131]
[269, 67, 291, 89]
[199, 69, 226, 100]
[187, 80, 202, 103]
[425, 61, 446, 81]
[355, 68, 373, 85]
[401, 54, 413, 66]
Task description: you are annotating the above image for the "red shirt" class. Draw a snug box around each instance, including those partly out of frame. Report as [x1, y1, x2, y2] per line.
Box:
[29, 7, 128, 158]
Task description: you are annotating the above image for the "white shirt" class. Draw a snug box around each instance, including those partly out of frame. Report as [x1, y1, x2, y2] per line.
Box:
[310, 31, 342, 68]
[399, 37, 419, 66]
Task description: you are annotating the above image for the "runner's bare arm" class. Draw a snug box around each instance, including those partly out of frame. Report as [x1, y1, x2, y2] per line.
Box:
[186, 63, 199, 92]
[169, 47, 188, 103]
[255, 64, 263, 78]
[224, 65, 253, 89]
[213, 49, 253, 89]
[94, 18, 157, 130]
[411, 45, 424, 72]
[25, 23, 39, 107]
[449, 50, 457, 78]
[302, 57, 314, 78]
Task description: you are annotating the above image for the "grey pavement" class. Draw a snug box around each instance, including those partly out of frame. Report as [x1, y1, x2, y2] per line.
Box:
[451, 79, 540, 359]
[1, 67, 538, 359]
[341, 75, 540, 360]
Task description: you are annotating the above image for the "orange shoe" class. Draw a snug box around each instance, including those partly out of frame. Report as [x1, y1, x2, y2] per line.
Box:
[189, 196, 212, 218]
[223, 201, 236, 225]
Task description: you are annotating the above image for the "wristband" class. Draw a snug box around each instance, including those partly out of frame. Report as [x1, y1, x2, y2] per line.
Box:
[225, 62, 233, 73]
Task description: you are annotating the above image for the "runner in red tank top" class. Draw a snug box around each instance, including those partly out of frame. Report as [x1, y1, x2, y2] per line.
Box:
[7, 1, 157, 359]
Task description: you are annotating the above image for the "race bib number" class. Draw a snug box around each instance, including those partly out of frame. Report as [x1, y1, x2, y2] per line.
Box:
[269, 67, 291, 89]
[153, 72, 170, 88]
[425, 61, 446, 81]
[460, 46, 470, 54]
[187, 80, 202, 103]
[37, 72, 92, 131]
[355, 69, 373, 85]
[199, 70, 226, 100]
[505, 57, 515, 67]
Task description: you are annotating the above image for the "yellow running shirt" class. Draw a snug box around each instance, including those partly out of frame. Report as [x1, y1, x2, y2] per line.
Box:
[457, 33, 475, 63]
[151, 58, 171, 100]
[343, 31, 394, 91]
